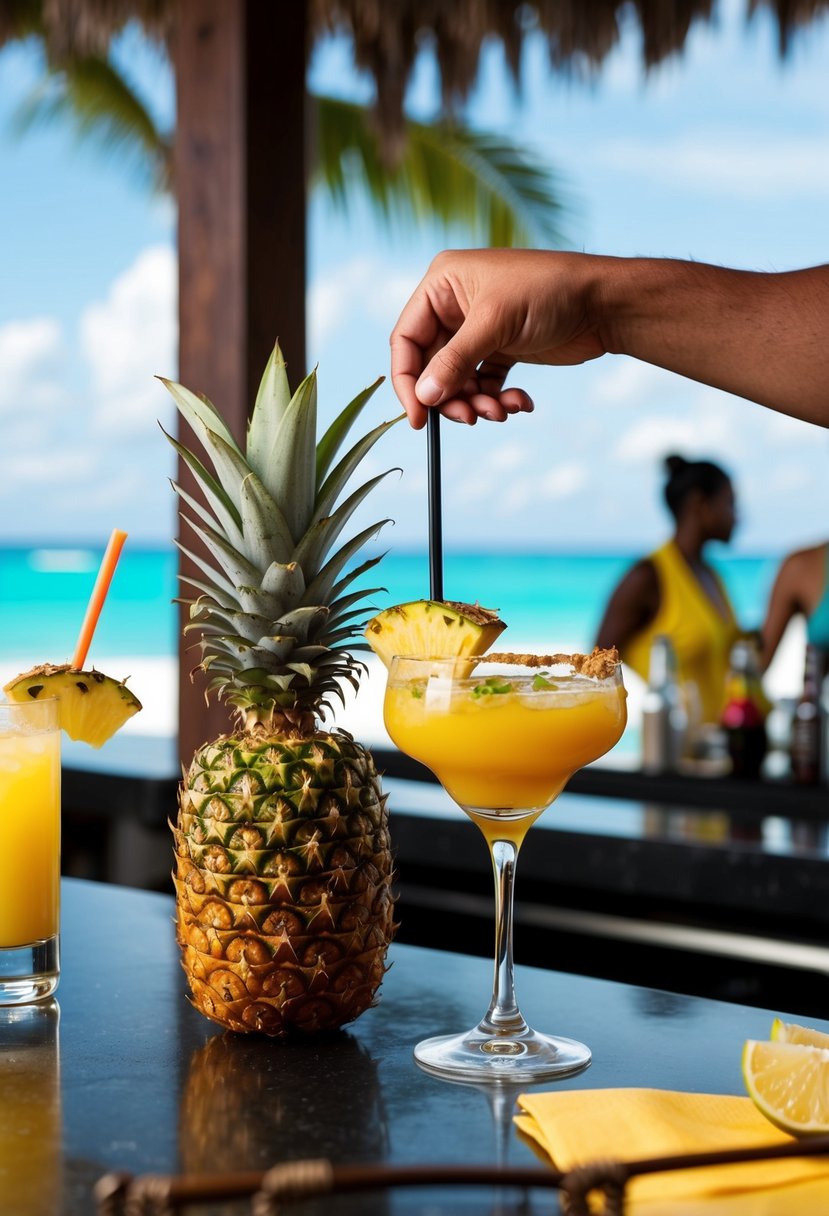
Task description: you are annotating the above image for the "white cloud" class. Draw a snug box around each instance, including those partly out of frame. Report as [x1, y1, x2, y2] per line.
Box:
[487, 443, 526, 473]
[541, 461, 589, 499]
[761, 407, 828, 447]
[310, 259, 368, 348]
[80, 244, 177, 437]
[0, 317, 64, 415]
[499, 481, 533, 515]
[613, 411, 736, 464]
[451, 440, 531, 506]
[369, 271, 422, 321]
[764, 462, 815, 496]
[309, 256, 420, 349]
[0, 448, 99, 494]
[0, 246, 179, 538]
[596, 132, 829, 199]
[57, 465, 151, 513]
[591, 358, 675, 407]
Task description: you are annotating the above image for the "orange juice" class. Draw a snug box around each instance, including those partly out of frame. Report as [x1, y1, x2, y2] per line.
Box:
[385, 674, 626, 812]
[0, 715, 61, 948]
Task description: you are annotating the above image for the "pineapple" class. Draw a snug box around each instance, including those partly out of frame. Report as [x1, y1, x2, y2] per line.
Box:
[162, 343, 399, 1036]
[365, 599, 505, 667]
[4, 663, 141, 747]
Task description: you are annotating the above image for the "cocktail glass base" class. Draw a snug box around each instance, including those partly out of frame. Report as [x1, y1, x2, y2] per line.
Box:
[413, 1023, 591, 1084]
[0, 936, 60, 1005]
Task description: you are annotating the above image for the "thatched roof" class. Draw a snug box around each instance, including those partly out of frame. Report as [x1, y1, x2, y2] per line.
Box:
[4, 0, 829, 141]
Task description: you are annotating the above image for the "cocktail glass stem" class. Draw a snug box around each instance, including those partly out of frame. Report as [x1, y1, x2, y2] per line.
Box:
[477, 838, 527, 1037]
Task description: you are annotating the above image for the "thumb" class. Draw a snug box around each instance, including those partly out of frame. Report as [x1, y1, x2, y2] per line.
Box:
[415, 317, 493, 405]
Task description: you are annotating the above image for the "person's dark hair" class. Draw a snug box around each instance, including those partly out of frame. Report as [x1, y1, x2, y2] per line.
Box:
[663, 454, 730, 519]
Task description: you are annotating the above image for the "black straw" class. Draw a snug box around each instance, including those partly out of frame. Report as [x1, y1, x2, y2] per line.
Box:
[427, 410, 444, 601]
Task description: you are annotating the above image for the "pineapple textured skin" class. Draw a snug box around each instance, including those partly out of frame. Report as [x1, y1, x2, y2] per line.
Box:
[174, 730, 395, 1036]
[163, 345, 399, 1036]
[171, 719, 393, 1036]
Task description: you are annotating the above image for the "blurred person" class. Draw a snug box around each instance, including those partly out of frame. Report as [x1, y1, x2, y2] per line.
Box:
[389, 250, 829, 429]
[594, 455, 740, 726]
[760, 540, 829, 672]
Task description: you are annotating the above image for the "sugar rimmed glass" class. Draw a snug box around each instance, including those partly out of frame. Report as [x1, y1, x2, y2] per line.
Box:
[384, 654, 626, 1082]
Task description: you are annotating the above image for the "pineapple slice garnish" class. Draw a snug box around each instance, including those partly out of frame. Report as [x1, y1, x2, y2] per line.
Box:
[364, 599, 506, 667]
[4, 662, 142, 748]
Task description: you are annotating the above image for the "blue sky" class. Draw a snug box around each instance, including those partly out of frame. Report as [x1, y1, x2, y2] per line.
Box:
[1, 1, 828, 553]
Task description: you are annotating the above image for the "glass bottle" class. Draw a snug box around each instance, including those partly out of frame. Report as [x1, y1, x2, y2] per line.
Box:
[820, 672, 829, 785]
[721, 637, 767, 780]
[790, 644, 824, 785]
[641, 635, 687, 774]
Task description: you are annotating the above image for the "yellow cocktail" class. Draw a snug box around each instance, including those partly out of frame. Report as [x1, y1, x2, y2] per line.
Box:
[384, 652, 626, 1082]
[385, 670, 626, 811]
[0, 699, 61, 1003]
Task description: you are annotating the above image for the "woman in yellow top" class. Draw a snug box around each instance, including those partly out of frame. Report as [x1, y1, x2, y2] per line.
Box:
[595, 454, 740, 726]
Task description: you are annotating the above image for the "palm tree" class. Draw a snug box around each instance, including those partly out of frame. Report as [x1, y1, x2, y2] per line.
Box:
[5, 17, 571, 760]
[11, 46, 568, 248]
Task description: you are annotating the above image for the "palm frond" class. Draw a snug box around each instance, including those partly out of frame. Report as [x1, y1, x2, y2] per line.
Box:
[311, 94, 568, 248]
[8, 37, 568, 245]
[12, 53, 172, 191]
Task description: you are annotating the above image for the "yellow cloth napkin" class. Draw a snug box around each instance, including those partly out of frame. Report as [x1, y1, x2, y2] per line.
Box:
[515, 1089, 829, 1215]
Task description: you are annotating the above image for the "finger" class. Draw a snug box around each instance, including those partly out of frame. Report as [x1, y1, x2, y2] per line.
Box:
[468, 393, 509, 422]
[390, 289, 444, 429]
[476, 356, 514, 395]
[499, 387, 535, 414]
[390, 332, 429, 429]
[416, 314, 500, 406]
[440, 399, 478, 424]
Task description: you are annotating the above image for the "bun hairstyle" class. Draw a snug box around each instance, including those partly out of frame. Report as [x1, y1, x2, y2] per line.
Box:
[663, 453, 730, 520]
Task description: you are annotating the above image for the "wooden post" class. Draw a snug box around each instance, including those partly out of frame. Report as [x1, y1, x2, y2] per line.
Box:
[174, 0, 308, 764]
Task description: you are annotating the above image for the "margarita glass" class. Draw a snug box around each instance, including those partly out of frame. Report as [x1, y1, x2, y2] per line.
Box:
[384, 651, 626, 1082]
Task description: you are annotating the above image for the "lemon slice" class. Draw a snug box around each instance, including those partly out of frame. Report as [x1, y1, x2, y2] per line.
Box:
[743, 1039, 829, 1135]
[771, 1018, 829, 1049]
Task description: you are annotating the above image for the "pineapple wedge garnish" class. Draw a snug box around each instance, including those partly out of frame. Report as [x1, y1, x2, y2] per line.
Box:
[4, 663, 142, 748]
[364, 600, 506, 667]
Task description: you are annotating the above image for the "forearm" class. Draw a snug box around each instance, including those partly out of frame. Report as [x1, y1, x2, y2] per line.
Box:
[591, 259, 829, 427]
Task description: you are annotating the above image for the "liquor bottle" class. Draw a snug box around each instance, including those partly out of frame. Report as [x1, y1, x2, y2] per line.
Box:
[820, 672, 829, 784]
[790, 644, 824, 785]
[721, 637, 767, 779]
[641, 635, 686, 774]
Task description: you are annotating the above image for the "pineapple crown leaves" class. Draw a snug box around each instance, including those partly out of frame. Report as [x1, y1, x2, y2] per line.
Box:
[160, 344, 401, 720]
[162, 426, 243, 544]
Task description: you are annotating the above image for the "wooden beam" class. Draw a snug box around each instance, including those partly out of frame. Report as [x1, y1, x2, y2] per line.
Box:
[174, 0, 308, 764]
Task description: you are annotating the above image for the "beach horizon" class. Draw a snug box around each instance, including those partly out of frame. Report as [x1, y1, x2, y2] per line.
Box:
[2, 614, 805, 762]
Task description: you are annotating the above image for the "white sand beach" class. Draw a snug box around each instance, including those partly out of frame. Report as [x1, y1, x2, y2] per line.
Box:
[3, 617, 806, 753]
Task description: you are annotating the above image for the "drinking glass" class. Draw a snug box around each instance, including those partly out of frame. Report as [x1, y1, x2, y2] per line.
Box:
[0, 698, 61, 1004]
[384, 654, 626, 1082]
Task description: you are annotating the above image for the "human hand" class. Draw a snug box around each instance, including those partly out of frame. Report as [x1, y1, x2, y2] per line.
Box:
[389, 248, 607, 428]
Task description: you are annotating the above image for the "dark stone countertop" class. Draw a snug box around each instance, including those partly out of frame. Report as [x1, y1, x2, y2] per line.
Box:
[3, 878, 824, 1215]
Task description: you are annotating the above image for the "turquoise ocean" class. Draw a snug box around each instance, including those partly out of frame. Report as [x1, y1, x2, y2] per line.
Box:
[0, 543, 781, 660]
